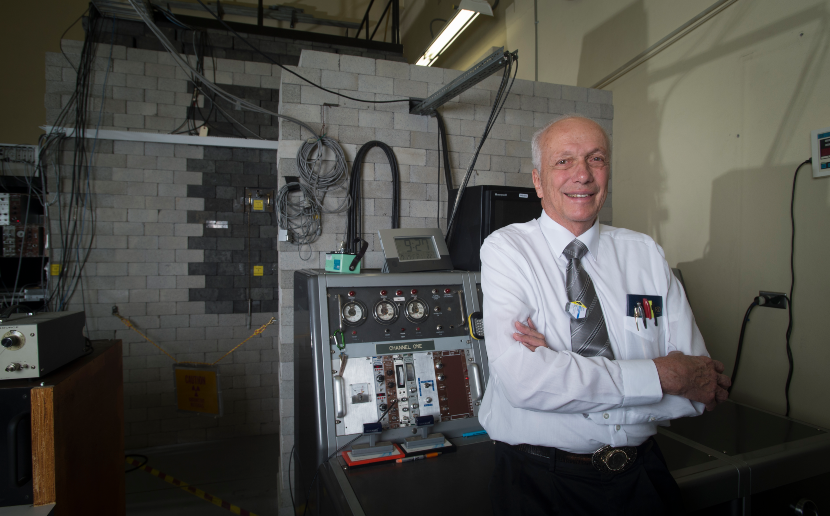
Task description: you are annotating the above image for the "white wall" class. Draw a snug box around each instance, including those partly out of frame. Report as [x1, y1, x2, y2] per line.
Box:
[426, 0, 830, 427]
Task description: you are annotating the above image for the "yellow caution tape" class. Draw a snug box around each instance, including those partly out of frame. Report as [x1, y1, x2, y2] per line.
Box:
[125, 457, 259, 516]
[113, 313, 275, 366]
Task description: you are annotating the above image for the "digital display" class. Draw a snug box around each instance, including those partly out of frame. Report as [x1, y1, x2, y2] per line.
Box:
[394, 237, 438, 261]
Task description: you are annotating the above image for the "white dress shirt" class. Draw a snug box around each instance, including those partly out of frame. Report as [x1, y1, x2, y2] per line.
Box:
[478, 212, 707, 453]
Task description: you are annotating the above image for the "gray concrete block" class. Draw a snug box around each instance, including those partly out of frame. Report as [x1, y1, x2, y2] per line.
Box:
[393, 112, 428, 132]
[358, 110, 393, 129]
[340, 55, 374, 75]
[97, 208, 128, 222]
[127, 182, 157, 197]
[126, 47, 158, 63]
[113, 113, 144, 129]
[561, 85, 588, 102]
[113, 140, 144, 155]
[300, 85, 339, 105]
[548, 98, 576, 115]
[358, 75, 393, 95]
[600, 103, 614, 120]
[176, 301, 205, 315]
[173, 171, 201, 185]
[175, 197, 204, 211]
[129, 236, 159, 249]
[280, 103, 321, 123]
[244, 61, 272, 76]
[158, 236, 188, 249]
[281, 66, 321, 85]
[174, 145, 203, 159]
[128, 209, 159, 223]
[127, 154, 157, 169]
[298, 50, 339, 71]
[144, 170, 174, 184]
[176, 249, 203, 262]
[113, 59, 144, 75]
[157, 78, 188, 93]
[145, 89, 176, 105]
[534, 82, 562, 99]
[505, 109, 534, 127]
[373, 128, 410, 148]
[506, 140, 531, 158]
[575, 101, 601, 118]
[521, 95, 548, 113]
[393, 79, 427, 98]
[460, 89, 491, 106]
[174, 223, 203, 237]
[410, 65, 442, 84]
[588, 88, 612, 105]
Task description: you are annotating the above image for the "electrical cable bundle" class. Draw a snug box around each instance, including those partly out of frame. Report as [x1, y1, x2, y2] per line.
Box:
[275, 136, 351, 249]
[346, 142, 400, 255]
[434, 111, 453, 228]
[444, 52, 518, 245]
[124, 0, 319, 138]
[35, 7, 113, 312]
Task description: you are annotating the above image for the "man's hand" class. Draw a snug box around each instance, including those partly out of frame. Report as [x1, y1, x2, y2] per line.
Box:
[653, 351, 730, 411]
[513, 318, 548, 352]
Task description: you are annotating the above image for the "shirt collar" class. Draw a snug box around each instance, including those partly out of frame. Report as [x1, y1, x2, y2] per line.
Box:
[538, 211, 600, 262]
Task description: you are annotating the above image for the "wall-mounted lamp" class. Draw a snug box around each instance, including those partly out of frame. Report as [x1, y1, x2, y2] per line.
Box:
[415, 0, 494, 67]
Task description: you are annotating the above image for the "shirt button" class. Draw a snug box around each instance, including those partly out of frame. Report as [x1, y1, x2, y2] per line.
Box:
[649, 417, 656, 422]
[603, 413, 609, 419]
[615, 424, 621, 431]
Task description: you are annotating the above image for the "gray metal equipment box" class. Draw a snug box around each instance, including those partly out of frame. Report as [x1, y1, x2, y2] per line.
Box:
[0, 311, 86, 380]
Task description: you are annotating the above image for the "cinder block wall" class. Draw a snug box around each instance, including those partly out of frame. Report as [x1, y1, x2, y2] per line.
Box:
[275, 50, 614, 497]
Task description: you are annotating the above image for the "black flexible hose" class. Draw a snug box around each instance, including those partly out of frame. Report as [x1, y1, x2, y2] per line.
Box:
[728, 298, 759, 393]
[346, 142, 400, 254]
[434, 111, 453, 193]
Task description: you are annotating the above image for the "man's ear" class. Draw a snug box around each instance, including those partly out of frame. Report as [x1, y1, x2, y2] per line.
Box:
[532, 169, 543, 199]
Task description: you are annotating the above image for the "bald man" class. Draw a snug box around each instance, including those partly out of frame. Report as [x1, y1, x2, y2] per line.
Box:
[478, 116, 729, 515]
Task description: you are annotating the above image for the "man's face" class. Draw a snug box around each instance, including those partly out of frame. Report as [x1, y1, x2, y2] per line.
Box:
[532, 118, 610, 236]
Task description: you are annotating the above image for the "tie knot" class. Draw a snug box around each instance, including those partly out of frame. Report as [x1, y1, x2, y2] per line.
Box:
[563, 239, 588, 261]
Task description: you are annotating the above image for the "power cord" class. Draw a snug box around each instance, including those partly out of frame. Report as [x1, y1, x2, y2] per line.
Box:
[728, 296, 759, 393]
[193, 0, 409, 105]
[784, 158, 811, 417]
[298, 399, 399, 516]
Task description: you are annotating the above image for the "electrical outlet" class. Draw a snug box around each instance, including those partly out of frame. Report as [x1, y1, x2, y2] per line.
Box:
[758, 291, 787, 309]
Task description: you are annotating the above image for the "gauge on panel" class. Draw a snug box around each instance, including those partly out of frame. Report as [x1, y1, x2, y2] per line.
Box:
[341, 300, 367, 326]
[404, 298, 429, 323]
[373, 299, 398, 324]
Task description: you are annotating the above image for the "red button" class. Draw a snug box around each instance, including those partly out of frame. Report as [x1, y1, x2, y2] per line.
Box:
[401, 328, 406, 332]
[396, 290, 403, 296]
[380, 290, 387, 296]
[411, 289, 418, 295]
[348, 291, 355, 297]
[444, 288, 451, 294]
[352, 331, 357, 335]
[416, 327, 420, 331]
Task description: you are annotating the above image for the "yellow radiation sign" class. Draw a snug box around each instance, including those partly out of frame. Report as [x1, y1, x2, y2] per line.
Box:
[252, 199, 264, 211]
[174, 366, 222, 416]
[253, 265, 264, 276]
[50, 264, 61, 276]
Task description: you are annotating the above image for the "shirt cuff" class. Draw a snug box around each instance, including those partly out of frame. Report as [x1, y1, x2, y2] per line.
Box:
[618, 359, 663, 407]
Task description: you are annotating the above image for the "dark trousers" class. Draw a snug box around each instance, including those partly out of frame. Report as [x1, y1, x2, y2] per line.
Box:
[490, 439, 683, 516]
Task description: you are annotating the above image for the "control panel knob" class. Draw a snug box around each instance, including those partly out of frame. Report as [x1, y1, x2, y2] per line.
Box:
[435, 362, 444, 369]
[379, 404, 388, 412]
[1, 336, 19, 348]
[376, 375, 384, 383]
[426, 397, 432, 403]
[401, 397, 408, 402]
[411, 289, 418, 295]
[409, 387, 416, 393]
[386, 369, 393, 376]
[431, 289, 438, 294]
[348, 291, 355, 297]
[387, 381, 395, 389]
[437, 374, 445, 381]
[433, 306, 441, 312]
[402, 407, 409, 412]
[412, 404, 419, 408]
[436, 325, 443, 331]
[444, 288, 451, 294]
[5, 363, 20, 372]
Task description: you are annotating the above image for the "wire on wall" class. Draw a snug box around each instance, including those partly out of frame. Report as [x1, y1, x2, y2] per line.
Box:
[445, 52, 517, 245]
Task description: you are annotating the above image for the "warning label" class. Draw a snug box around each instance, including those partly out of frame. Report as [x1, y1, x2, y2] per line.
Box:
[175, 367, 221, 415]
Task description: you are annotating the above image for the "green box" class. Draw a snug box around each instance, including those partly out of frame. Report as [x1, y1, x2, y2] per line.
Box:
[325, 253, 361, 274]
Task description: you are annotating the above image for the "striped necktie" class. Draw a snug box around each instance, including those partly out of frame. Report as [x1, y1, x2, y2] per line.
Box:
[563, 239, 614, 359]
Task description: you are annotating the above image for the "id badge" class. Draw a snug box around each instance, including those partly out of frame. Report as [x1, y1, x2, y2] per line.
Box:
[565, 300, 588, 319]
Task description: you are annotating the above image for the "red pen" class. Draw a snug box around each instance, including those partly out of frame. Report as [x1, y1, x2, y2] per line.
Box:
[642, 298, 651, 319]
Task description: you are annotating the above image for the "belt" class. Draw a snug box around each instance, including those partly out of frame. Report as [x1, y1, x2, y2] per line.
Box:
[512, 438, 653, 474]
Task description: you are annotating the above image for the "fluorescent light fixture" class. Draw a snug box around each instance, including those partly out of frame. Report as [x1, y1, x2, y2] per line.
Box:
[416, 0, 494, 67]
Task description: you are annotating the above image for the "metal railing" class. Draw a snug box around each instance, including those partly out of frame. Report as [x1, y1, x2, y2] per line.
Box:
[355, 0, 400, 44]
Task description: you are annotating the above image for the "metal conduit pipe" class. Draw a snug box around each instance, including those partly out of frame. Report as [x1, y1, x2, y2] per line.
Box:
[590, 0, 739, 90]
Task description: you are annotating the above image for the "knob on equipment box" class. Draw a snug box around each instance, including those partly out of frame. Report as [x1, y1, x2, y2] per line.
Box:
[0, 311, 86, 380]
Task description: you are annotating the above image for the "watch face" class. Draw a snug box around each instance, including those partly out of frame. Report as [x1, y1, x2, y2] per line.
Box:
[373, 300, 398, 324]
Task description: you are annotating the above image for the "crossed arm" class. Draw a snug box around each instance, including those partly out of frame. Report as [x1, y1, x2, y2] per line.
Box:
[513, 318, 731, 411]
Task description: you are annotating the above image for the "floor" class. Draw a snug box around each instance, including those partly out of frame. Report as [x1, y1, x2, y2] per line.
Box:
[125, 435, 283, 516]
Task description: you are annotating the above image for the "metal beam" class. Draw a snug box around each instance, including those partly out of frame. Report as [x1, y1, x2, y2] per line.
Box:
[409, 48, 518, 116]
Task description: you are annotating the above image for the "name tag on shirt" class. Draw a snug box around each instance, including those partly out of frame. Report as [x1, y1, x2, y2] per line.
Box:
[564, 300, 588, 319]
[626, 295, 663, 318]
